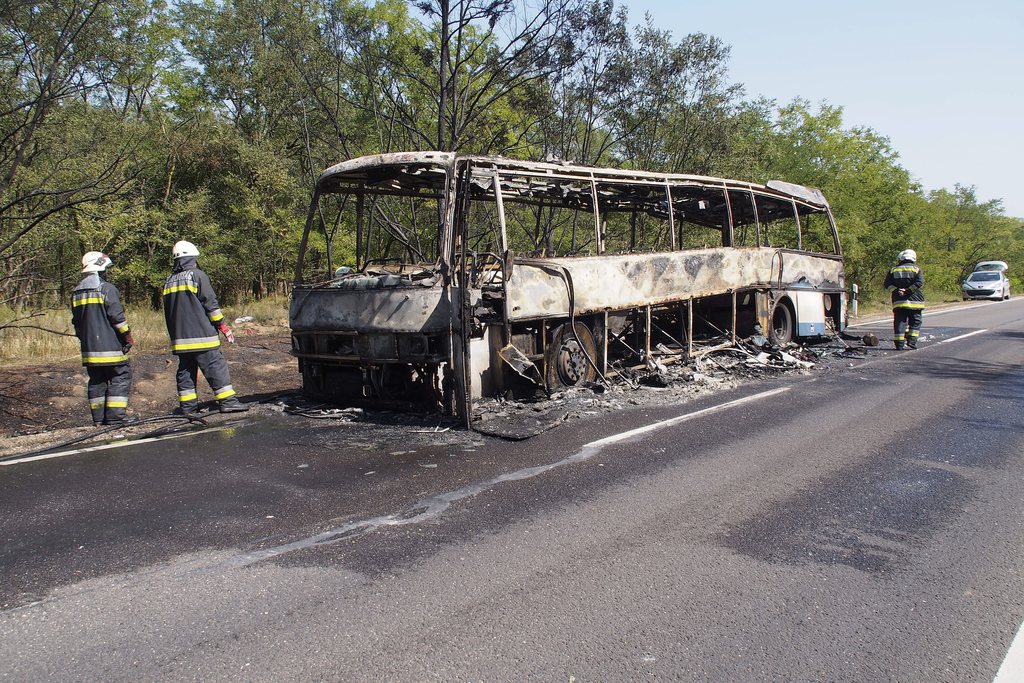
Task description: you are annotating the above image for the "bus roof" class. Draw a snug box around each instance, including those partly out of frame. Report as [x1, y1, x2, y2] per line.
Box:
[316, 152, 830, 208]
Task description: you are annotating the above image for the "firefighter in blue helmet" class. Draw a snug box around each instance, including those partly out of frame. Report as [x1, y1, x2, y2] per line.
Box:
[71, 251, 136, 426]
[884, 248, 925, 350]
[162, 241, 248, 414]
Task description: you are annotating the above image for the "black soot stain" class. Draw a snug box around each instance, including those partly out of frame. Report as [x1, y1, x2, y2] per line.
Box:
[719, 460, 975, 574]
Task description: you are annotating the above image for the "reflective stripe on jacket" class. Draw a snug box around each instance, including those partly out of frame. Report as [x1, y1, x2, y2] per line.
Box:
[71, 274, 130, 366]
[884, 261, 925, 309]
[163, 256, 225, 354]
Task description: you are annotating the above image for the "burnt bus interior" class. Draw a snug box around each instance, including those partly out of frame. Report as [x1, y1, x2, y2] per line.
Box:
[291, 155, 844, 419]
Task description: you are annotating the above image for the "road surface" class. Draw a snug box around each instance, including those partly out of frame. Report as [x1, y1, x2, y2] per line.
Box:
[2, 300, 1023, 681]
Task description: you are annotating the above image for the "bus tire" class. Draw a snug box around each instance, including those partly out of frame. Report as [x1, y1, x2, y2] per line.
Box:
[545, 322, 598, 390]
[770, 301, 795, 346]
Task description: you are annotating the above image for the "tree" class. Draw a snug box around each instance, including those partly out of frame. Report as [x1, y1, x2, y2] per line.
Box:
[532, 0, 630, 165]
[0, 0, 169, 261]
[916, 185, 1013, 295]
[400, 0, 580, 152]
[738, 100, 919, 298]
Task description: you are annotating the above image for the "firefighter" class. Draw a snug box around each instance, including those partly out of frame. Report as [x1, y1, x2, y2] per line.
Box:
[71, 252, 136, 426]
[884, 248, 924, 350]
[163, 240, 248, 414]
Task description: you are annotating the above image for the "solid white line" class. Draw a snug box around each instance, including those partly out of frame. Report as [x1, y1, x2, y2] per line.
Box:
[0, 427, 228, 466]
[847, 301, 999, 328]
[587, 387, 791, 448]
[938, 329, 988, 345]
[927, 302, 1004, 317]
[994, 620, 1024, 682]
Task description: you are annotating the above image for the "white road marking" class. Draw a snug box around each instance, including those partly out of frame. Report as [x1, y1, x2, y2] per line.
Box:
[0, 427, 228, 466]
[846, 299, 1008, 328]
[587, 386, 791, 447]
[994, 620, 1024, 683]
[927, 302, 1005, 316]
[213, 387, 790, 570]
[938, 329, 988, 345]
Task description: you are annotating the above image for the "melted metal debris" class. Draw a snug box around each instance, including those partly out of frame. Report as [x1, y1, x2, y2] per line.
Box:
[473, 333, 882, 439]
[276, 334, 880, 441]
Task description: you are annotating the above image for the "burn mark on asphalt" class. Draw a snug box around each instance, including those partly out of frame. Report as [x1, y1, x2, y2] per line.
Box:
[720, 460, 975, 573]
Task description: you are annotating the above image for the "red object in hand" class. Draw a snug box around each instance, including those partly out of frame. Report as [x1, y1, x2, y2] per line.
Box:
[217, 322, 235, 343]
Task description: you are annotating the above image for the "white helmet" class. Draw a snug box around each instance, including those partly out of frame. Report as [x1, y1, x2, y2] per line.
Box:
[172, 240, 200, 259]
[81, 251, 112, 273]
[898, 249, 917, 263]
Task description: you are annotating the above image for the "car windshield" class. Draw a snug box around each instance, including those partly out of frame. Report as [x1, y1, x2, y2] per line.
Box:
[969, 272, 1000, 282]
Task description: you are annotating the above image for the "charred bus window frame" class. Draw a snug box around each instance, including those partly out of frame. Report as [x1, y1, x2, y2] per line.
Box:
[291, 153, 847, 429]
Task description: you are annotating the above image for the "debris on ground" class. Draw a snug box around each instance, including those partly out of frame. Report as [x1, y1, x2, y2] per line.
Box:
[471, 331, 887, 439]
[1, 328, 887, 452]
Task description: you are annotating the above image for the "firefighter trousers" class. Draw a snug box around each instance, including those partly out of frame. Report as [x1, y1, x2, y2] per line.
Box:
[175, 348, 236, 411]
[893, 308, 923, 349]
[86, 363, 132, 424]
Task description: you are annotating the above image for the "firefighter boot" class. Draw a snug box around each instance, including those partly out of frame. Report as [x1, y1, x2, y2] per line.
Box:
[175, 400, 200, 416]
[218, 397, 250, 413]
[105, 414, 140, 426]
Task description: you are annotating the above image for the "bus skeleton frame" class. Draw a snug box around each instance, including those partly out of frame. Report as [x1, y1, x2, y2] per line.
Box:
[291, 152, 846, 428]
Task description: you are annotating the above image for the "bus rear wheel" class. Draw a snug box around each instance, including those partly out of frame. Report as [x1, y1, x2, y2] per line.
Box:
[545, 322, 598, 390]
[770, 302, 795, 346]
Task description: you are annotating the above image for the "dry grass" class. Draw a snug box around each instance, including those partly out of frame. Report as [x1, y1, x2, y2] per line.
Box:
[0, 297, 290, 366]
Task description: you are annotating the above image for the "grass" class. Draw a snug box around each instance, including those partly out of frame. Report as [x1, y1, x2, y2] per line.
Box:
[0, 290, 969, 366]
[0, 297, 290, 367]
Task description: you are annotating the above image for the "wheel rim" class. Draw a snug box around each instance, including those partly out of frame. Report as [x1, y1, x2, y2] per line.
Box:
[545, 322, 597, 389]
[556, 339, 588, 384]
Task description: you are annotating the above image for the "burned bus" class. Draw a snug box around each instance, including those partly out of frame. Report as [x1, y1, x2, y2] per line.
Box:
[290, 152, 846, 426]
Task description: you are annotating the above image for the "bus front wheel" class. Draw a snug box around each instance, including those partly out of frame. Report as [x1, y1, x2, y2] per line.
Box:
[770, 302, 795, 346]
[545, 322, 598, 390]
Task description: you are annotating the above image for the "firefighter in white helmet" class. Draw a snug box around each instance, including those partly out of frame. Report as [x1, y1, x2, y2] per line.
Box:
[884, 248, 924, 349]
[71, 251, 136, 425]
[162, 240, 248, 413]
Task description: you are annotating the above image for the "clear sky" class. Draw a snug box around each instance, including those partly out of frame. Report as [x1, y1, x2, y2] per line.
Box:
[625, 0, 1024, 217]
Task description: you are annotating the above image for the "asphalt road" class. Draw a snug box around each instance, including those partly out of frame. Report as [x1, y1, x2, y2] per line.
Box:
[2, 300, 1023, 681]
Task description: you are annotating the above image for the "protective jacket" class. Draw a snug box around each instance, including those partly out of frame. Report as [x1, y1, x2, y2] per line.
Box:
[71, 273, 130, 366]
[884, 260, 925, 309]
[163, 256, 226, 354]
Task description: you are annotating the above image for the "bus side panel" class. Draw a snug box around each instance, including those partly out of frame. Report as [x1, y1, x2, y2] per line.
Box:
[791, 290, 827, 336]
[505, 248, 843, 320]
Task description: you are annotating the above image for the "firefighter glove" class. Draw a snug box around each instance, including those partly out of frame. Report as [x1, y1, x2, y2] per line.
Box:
[120, 330, 134, 353]
[217, 322, 235, 343]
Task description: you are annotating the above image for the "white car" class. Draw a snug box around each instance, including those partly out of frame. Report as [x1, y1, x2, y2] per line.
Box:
[962, 270, 1011, 301]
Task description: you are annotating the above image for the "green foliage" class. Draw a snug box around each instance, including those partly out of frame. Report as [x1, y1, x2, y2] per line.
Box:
[0, 0, 1019, 316]
[914, 186, 1017, 296]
